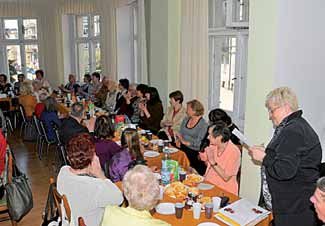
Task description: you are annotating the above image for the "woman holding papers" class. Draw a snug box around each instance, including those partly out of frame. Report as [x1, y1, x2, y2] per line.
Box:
[248, 87, 321, 226]
[199, 121, 241, 195]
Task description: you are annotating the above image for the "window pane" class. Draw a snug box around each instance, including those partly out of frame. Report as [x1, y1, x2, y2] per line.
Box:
[7, 45, 22, 82]
[95, 42, 101, 72]
[23, 19, 37, 40]
[209, 0, 226, 28]
[78, 43, 90, 76]
[93, 15, 100, 36]
[219, 37, 237, 112]
[234, 0, 249, 22]
[4, 19, 19, 39]
[77, 16, 89, 38]
[25, 45, 39, 80]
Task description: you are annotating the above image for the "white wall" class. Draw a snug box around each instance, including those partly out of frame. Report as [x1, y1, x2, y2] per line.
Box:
[274, 0, 325, 161]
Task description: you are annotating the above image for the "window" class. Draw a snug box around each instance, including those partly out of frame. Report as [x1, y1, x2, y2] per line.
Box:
[74, 14, 101, 80]
[208, 0, 249, 130]
[0, 18, 39, 81]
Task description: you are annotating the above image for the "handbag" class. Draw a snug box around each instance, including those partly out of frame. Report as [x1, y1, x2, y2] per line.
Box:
[41, 183, 61, 226]
[5, 156, 33, 221]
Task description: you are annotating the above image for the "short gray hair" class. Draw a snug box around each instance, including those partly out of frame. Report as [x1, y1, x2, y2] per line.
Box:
[70, 102, 84, 118]
[265, 87, 299, 111]
[122, 165, 159, 211]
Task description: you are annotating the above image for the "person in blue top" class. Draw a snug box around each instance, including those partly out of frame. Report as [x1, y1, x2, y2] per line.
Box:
[40, 96, 61, 141]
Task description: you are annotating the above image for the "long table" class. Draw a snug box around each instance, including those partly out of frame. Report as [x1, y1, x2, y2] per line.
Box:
[115, 181, 272, 226]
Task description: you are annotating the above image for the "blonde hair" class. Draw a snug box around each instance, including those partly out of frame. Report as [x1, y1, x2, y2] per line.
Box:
[20, 81, 33, 95]
[187, 99, 204, 116]
[265, 87, 299, 111]
[122, 165, 159, 211]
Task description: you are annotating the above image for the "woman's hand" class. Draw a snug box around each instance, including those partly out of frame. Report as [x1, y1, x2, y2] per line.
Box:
[89, 155, 106, 179]
[138, 102, 146, 110]
[206, 148, 216, 165]
[163, 120, 173, 127]
[248, 146, 266, 162]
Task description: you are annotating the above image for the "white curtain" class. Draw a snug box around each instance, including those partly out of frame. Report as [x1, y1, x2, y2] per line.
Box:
[96, 0, 118, 80]
[179, 0, 209, 110]
[0, 0, 35, 17]
[137, 0, 148, 84]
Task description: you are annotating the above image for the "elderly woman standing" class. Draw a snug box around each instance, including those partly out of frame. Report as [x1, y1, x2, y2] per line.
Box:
[176, 99, 208, 175]
[249, 87, 321, 226]
[57, 133, 123, 226]
[199, 122, 241, 195]
[101, 165, 171, 226]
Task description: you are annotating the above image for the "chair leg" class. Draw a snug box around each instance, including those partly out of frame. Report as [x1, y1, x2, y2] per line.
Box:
[11, 220, 17, 226]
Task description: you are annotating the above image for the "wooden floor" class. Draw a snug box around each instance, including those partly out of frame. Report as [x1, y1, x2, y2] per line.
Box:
[0, 131, 57, 226]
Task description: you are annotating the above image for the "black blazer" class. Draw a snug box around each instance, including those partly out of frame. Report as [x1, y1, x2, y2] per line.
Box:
[263, 110, 321, 226]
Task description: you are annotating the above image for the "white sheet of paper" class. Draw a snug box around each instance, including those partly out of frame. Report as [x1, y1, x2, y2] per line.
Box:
[232, 128, 253, 148]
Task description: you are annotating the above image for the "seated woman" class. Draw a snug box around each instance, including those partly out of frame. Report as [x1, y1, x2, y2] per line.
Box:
[40, 96, 61, 141]
[59, 74, 80, 94]
[158, 90, 186, 142]
[109, 128, 145, 182]
[57, 133, 123, 226]
[114, 79, 129, 112]
[175, 99, 208, 175]
[94, 115, 123, 170]
[117, 83, 139, 121]
[19, 81, 37, 118]
[200, 108, 241, 150]
[199, 122, 241, 195]
[138, 87, 163, 134]
[95, 76, 109, 108]
[102, 165, 170, 226]
[34, 93, 47, 119]
[32, 80, 49, 103]
[105, 79, 118, 113]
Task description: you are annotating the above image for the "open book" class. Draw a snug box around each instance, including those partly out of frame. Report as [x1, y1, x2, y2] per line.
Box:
[215, 198, 270, 226]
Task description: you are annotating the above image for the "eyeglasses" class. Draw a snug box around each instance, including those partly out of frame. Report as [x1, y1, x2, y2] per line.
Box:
[268, 106, 281, 114]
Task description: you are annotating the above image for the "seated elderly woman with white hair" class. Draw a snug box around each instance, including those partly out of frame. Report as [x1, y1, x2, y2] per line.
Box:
[101, 165, 170, 226]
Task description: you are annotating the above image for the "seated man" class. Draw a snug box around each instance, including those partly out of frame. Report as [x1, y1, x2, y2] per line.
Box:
[310, 177, 325, 223]
[59, 74, 80, 94]
[59, 102, 89, 144]
[14, 73, 25, 95]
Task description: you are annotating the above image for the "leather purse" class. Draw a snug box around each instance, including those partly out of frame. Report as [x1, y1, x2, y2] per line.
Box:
[5, 156, 33, 221]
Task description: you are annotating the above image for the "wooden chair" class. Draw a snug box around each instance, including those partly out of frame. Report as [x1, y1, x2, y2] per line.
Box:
[49, 178, 72, 224]
[0, 149, 17, 226]
[78, 217, 86, 226]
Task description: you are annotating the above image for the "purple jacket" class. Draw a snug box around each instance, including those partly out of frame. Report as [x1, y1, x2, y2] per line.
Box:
[109, 149, 132, 182]
[95, 139, 122, 170]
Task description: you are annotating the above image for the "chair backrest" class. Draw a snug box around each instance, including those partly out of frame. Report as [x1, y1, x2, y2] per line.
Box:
[39, 120, 51, 143]
[104, 160, 110, 179]
[0, 100, 11, 112]
[49, 178, 72, 224]
[19, 105, 27, 123]
[78, 217, 86, 226]
[32, 113, 42, 136]
[52, 122, 62, 145]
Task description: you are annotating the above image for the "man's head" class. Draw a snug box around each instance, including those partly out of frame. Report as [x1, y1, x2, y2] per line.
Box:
[70, 102, 85, 121]
[18, 73, 25, 82]
[310, 177, 325, 223]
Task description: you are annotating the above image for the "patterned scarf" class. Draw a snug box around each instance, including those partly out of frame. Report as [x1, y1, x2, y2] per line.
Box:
[261, 116, 290, 210]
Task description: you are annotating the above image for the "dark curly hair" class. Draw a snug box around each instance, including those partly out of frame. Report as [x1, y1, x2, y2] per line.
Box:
[94, 115, 115, 139]
[67, 133, 95, 169]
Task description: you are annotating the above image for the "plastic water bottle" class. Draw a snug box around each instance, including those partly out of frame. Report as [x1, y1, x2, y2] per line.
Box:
[161, 165, 170, 186]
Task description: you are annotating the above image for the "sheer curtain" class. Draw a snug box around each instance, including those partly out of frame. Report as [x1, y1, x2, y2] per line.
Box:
[179, 0, 209, 109]
[137, 0, 148, 83]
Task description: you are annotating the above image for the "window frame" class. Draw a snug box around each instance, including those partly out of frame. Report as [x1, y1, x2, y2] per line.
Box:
[0, 17, 40, 81]
[208, 0, 249, 130]
[73, 14, 102, 81]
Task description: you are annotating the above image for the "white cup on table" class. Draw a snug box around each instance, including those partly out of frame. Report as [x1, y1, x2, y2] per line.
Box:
[212, 196, 221, 212]
[192, 202, 201, 219]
